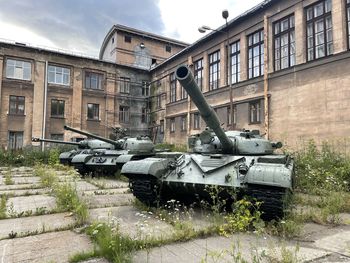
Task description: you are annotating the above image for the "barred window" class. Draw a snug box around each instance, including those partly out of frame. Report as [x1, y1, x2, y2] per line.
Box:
[274, 15, 296, 70]
[209, 50, 220, 90]
[48, 65, 70, 85]
[248, 30, 264, 79]
[6, 59, 31, 80]
[170, 72, 177, 103]
[9, 96, 25, 115]
[230, 41, 240, 84]
[306, 0, 333, 61]
[87, 103, 99, 120]
[85, 72, 103, 90]
[51, 99, 65, 117]
[194, 59, 203, 90]
[120, 77, 130, 93]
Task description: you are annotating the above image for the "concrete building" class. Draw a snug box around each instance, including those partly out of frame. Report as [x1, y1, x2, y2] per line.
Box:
[1, 0, 350, 149]
[151, 0, 350, 149]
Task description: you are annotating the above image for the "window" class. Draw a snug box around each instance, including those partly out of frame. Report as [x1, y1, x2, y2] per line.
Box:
[125, 35, 132, 43]
[8, 131, 23, 150]
[193, 113, 200, 130]
[85, 72, 103, 90]
[248, 30, 264, 78]
[306, 0, 333, 61]
[274, 15, 295, 70]
[165, 45, 171, 52]
[141, 81, 150, 96]
[347, 0, 350, 48]
[227, 106, 236, 126]
[51, 99, 65, 117]
[157, 95, 162, 109]
[181, 116, 187, 131]
[48, 65, 70, 85]
[194, 59, 203, 90]
[141, 108, 149, 123]
[120, 77, 130, 93]
[87, 103, 99, 120]
[160, 120, 164, 134]
[249, 101, 261, 124]
[170, 118, 175, 133]
[170, 72, 177, 103]
[230, 41, 240, 84]
[209, 50, 220, 90]
[6, 59, 31, 80]
[9, 96, 25, 115]
[51, 134, 64, 141]
[119, 106, 129, 123]
[180, 86, 188, 100]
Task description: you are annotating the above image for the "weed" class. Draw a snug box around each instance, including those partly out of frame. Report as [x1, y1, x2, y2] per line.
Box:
[8, 231, 17, 239]
[69, 251, 98, 263]
[0, 195, 7, 219]
[4, 169, 14, 185]
[34, 165, 57, 188]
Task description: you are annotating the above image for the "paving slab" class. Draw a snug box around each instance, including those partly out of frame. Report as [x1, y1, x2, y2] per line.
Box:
[0, 212, 76, 240]
[0, 188, 47, 197]
[0, 230, 93, 263]
[63, 181, 99, 192]
[87, 178, 129, 189]
[7, 195, 56, 215]
[82, 188, 130, 196]
[0, 184, 42, 191]
[314, 229, 350, 256]
[83, 193, 134, 208]
[11, 176, 41, 184]
[89, 206, 176, 240]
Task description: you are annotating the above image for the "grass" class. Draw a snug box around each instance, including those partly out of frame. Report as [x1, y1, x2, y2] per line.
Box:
[0, 195, 7, 219]
[4, 169, 15, 185]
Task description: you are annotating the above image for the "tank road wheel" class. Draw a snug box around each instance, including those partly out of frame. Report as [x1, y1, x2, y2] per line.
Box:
[128, 176, 160, 206]
[246, 185, 289, 220]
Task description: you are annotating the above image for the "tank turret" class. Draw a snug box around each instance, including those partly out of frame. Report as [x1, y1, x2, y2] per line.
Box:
[64, 125, 121, 150]
[175, 65, 282, 155]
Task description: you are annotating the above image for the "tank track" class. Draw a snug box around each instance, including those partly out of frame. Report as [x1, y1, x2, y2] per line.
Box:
[128, 176, 159, 206]
[245, 185, 288, 220]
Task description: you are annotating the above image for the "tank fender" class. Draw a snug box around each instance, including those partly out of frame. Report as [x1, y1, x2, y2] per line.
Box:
[115, 154, 134, 164]
[71, 154, 93, 164]
[244, 163, 293, 189]
[121, 158, 173, 179]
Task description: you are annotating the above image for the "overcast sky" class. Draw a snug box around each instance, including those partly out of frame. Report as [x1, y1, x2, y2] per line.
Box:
[0, 0, 262, 57]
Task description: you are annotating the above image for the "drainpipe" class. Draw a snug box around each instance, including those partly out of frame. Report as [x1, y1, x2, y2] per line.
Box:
[41, 61, 48, 151]
[263, 15, 270, 139]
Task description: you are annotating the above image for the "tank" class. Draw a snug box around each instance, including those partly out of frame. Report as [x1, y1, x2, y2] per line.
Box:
[121, 65, 294, 219]
[31, 137, 113, 165]
[64, 125, 156, 176]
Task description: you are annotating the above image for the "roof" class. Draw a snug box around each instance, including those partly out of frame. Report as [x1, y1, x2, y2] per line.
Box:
[151, 0, 277, 71]
[99, 24, 190, 60]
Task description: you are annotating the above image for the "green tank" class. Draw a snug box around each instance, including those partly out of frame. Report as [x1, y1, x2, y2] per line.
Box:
[64, 125, 155, 176]
[121, 65, 294, 219]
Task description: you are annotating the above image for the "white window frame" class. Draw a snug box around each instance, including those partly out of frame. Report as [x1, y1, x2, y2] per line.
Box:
[6, 59, 31, 81]
[48, 65, 70, 85]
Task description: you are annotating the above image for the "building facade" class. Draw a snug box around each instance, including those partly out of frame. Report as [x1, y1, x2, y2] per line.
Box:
[151, 0, 350, 148]
[1, 0, 350, 149]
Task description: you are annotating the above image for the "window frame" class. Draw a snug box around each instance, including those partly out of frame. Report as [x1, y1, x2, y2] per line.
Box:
[193, 113, 200, 130]
[6, 58, 32, 81]
[156, 94, 162, 109]
[248, 29, 264, 79]
[48, 65, 70, 86]
[141, 108, 149, 124]
[9, 95, 25, 115]
[124, 35, 132, 43]
[119, 106, 130, 123]
[305, 0, 333, 61]
[165, 45, 172, 53]
[51, 99, 65, 118]
[230, 41, 241, 84]
[209, 50, 220, 90]
[120, 77, 131, 94]
[87, 103, 100, 121]
[8, 131, 23, 150]
[273, 14, 296, 71]
[170, 72, 177, 103]
[160, 120, 164, 134]
[141, 81, 150, 96]
[181, 115, 187, 132]
[227, 105, 237, 127]
[85, 72, 103, 90]
[170, 118, 175, 133]
[249, 100, 262, 124]
[194, 59, 204, 90]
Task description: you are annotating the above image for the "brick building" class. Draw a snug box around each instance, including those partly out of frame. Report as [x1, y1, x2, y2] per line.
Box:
[1, 0, 350, 149]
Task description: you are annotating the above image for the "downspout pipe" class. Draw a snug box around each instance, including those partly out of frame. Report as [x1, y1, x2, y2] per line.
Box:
[41, 61, 48, 151]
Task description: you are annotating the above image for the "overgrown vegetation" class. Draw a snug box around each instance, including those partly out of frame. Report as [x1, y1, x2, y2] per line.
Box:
[0, 195, 7, 219]
[4, 169, 14, 185]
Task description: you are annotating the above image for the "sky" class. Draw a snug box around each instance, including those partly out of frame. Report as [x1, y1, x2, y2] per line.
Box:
[0, 0, 262, 57]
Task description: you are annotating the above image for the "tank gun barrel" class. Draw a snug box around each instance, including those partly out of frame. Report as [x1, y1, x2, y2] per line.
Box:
[64, 125, 121, 147]
[176, 65, 233, 153]
[31, 137, 81, 146]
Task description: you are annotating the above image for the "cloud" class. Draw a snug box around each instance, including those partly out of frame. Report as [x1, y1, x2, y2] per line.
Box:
[0, 0, 165, 56]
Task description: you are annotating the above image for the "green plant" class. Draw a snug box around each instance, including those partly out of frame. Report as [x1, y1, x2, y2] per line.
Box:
[48, 148, 60, 166]
[4, 170, 14, 185]
[68, 251, 98, 263]
[0, 195, 7, 219]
